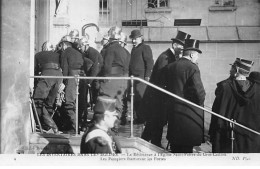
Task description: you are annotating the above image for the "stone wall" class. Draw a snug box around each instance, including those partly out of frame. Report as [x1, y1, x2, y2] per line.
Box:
[0, 0, 32, 153]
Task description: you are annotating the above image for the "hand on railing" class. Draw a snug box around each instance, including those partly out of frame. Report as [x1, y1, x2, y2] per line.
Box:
[144, 76, 150, 81]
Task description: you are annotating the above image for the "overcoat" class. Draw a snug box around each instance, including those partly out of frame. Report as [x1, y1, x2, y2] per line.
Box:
[129, 43, 154, 102]
[140, 48, 177, 121]
[164, 57, 206, 146]
[209, 78, 260, 153]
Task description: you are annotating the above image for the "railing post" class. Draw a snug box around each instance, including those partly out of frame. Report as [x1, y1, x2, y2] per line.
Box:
[130, 75, 134, 137]
[230, 119, 235, 153]
[75, 75, 79, 135]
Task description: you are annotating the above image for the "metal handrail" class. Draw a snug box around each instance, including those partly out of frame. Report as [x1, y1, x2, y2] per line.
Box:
[30, 75, 260, 138]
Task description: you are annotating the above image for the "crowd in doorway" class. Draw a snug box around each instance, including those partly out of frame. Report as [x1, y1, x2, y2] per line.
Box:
[32, 26, 260, 154]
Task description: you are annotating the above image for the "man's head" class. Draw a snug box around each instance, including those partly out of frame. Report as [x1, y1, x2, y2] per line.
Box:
[93, 96, 119, 129]
[59, 35, 72, 51]
[78, 34, 90, 53]
[108, 26, 122, 40]
[42, 41, 54, 51]
[183, 39, 202, 64]
[129, 29, 143, 46]
[229, 58, 254, 78]
[101, 34, 110, 47]
[171, 31, 191, 58]
[119, 32, 127, 47]
[69, 29, 80, 43]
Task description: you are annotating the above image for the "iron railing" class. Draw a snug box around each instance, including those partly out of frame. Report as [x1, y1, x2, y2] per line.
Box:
[30, 75, 260, 152]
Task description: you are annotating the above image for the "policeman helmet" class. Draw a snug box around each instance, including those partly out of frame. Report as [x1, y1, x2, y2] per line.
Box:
[42, 41, 54, 51]
[78, 34, 90, 47]
[60, 35, 72, 43]
[69, 29, 79, 39]
[119, 32, 127, 45]
[108, 26, 122, 40]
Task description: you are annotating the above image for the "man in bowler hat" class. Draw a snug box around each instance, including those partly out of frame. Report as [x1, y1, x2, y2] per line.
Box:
[129, 29, 154, 124]
[209, 58, 260, 153]
[80, 96, 121, 154]
[140, 31, 191, 147]
[163, 39, 206, 153]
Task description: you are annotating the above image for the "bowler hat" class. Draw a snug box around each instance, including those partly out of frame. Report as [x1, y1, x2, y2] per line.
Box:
[230, 58, 254, 72]
[171, 31, 191, 45]
[93, 96, 116, 114]
[183, 39, 202, 54]
[129, 29, 143, 39]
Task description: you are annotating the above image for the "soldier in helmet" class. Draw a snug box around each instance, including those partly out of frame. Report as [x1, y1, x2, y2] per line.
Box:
[118, 32, 131, 125]
[60, 35, 93, 134]
[80, 96, 121, 154]
[100, 34, 110, 58]
[33, 41, 63, 133]
[77, 35, 103, 130]
[69, 29, 80, 49]
[99, 26, 128, 125]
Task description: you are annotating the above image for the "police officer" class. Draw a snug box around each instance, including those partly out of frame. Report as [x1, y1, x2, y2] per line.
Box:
[164, 39, 205, 153]
[33, 41, 62, 133]
[140, 31, 191, 147]
[129, 29, 154, 124]
[80, 96, 121, 154]
[60, 36, 92, 134]
[99, 26, 128, 122]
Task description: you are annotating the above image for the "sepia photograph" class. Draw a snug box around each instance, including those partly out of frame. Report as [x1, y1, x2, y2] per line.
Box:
[0, 0, 260, 166]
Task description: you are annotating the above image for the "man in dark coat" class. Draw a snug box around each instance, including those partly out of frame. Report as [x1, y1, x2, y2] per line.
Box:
[80, 96, 121, 154]
[33, 41, 62, 133]
[140, 31, 191, 147]
[78, 35, 103, 130]
[118, 32, 132, 125]
[129, 29, 154, 124]
[164, 39, 205, 153]
[99, 26, 128, 121]
[209, 58, 260, 153]
[60, 37, 92, 134]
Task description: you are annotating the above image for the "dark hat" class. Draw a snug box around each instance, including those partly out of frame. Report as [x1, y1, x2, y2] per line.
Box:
[183, 39, 202, 54]
[230, 58, 254, 72]
[93, 96, 116, 114]
[171, 30, 191, 45]
[248, 71, 260, 84]
[129, 29, 143, 39]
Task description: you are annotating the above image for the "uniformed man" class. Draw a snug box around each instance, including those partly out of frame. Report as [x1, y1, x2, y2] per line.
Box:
[140, 31, 191, 147]
[60, 36, 92, 134]
[164, 39, 205, 153]
[33, 41, 62, 133]
[100, 34, 110, 58]
[129, 29, 154, 124]
[69, 29, 80, 49]
[118, 32, 131, 125]
[80, 96, 121, 154]
[99, 26, 128, 122]
[209, 58, 260, 153]
[77, 35, 103, 130]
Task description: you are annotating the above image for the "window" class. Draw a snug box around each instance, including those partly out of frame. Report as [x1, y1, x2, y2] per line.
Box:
[214, 0, 235, 7]
[148, 0, 168, 8]
[99, 0, 108, 10]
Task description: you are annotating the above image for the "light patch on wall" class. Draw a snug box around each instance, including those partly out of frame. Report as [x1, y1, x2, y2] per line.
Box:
[1, 83, 30, 153]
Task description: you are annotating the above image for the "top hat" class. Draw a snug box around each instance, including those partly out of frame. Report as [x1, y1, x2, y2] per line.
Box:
[248, 71, 260, 84]
[183, 39, 202, 54]
[129, 29, 143, 39]
[93, 96, 117, 114]
[171, 31, 191, 45]
[230, 58, 254, 72]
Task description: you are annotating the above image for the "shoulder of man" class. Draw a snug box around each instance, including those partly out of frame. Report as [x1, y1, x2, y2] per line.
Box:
[93, 136, 109, 146]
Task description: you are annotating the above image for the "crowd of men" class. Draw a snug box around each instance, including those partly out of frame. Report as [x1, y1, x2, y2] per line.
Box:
[33, 26, 260, 153]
